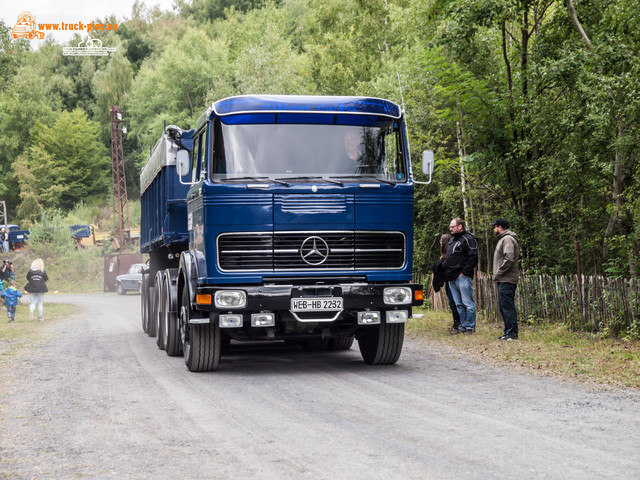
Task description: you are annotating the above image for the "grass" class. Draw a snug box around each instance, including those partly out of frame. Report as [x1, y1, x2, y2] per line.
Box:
[2, 246, 105, 294]
[0, 302, 82, 365]
[408, 307, 640, 389]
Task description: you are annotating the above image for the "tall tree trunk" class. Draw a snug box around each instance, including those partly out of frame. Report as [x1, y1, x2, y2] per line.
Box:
[603, 122, 629, 265]
[501, 21, 516, 136]
[565, 0, 592, 50]
[456, 120, 469, 223]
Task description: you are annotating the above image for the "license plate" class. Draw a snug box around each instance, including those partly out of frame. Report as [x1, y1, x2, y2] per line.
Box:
[291, 297, 343, 312]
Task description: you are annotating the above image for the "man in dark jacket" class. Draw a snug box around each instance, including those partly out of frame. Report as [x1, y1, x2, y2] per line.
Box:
[491, 218, 520, 340]
[444, 218, 478, 333]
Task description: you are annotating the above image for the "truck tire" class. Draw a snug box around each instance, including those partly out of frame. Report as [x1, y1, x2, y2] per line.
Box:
[358, 322, 404, 365]
[328, 336, 354, 351]
[154, 273, 165, 350]
[147, 278, 157, 338]
[180, 286, 220, 372]
[163, 272, 182, 356]
[141, 274, 149, 333]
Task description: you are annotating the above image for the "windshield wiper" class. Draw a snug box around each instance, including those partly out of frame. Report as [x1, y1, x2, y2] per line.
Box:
[276, 176, 344, 186]
[220, 176, 291, 186]
[329, 175, 396, 185]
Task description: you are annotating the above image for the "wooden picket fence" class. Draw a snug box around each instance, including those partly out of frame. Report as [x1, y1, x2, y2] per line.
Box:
[414, 272, 640, 335]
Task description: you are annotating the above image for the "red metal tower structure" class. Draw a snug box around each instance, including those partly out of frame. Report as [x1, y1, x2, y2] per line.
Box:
[110, 106, 130, 249]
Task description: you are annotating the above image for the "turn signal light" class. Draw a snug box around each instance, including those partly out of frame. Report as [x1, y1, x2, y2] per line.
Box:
[196, 294, 212, 305]
[414, 290, 424, 301]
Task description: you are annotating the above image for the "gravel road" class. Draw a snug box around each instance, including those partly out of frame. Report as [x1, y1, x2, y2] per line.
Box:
[1, 293, 639, 479]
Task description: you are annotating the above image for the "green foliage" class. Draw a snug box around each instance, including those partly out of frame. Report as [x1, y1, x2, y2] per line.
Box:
[16, 209, 105, 293]
[2, 0, 640, 281]
[126, 27, 235, 164]
[178, 0, 267, 21]
[13, 109, 110, 222]
[26, 210, 74, 254]
[0, 21, 30, 92]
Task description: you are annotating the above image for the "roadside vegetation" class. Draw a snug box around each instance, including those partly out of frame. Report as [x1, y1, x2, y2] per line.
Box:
[408, 308, 640, 389]
[2, 201, 140, 294]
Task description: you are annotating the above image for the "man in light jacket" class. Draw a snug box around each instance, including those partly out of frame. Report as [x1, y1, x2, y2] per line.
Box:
[491, 218, 520, 340]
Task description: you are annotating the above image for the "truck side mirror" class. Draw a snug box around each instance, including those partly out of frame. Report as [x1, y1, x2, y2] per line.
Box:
[422, 150, 434, 184]
[176, 149, 190, 178]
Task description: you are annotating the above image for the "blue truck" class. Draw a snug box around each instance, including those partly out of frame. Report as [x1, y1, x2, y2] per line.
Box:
[140, 95, 432, 372]
[6, 225, 29, 251]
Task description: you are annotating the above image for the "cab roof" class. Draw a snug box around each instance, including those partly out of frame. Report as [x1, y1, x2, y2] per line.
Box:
[212, 95, 401, 119]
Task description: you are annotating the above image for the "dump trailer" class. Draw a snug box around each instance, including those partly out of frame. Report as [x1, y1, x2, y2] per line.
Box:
[140, 95, 429, 372]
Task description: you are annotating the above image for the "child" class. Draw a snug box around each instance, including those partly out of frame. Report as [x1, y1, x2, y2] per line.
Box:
[1, 279, 22, 323]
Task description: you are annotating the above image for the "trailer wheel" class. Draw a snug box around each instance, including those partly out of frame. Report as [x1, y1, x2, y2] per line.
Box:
[154, 273, 165, 350]
[141, 275, 149, 333]
[180, 285, 220, 372]
[358, 322, 404, 365]
[328, 336, 354, 351]
[147, 277, 157, 338]
[163, 273, 182, 356]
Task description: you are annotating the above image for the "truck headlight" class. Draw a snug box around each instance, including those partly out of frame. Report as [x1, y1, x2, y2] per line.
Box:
[358, 311, 381, 325]
[220, 314, 243, 328]
[251, 313, 275, 327]
[383, 287, 412, 305]
[386, 310, 408, 323]
[214, 290, 247, 309]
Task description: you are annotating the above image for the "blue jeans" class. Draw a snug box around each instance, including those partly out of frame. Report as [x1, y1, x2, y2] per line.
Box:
[498, 282, 518, 337]
[449, 275, 476, 331]
[445, 282, 460, 328]
[7, 304, 16, 322]
[30, 293, 44, 318]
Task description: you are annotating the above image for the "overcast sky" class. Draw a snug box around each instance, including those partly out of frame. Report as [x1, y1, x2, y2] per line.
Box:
[2, 0, 178, 48]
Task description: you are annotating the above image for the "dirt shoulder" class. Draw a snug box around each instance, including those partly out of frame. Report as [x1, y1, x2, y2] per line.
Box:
[408, 308, 640, 389]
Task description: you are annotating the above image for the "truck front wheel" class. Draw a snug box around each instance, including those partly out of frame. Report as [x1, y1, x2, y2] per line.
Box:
[358, 322, 404, 365]
[180, 286, 220, 372]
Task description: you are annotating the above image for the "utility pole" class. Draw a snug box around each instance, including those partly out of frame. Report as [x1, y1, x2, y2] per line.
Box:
[110, 106, 130, 250]
[0, 201, 7, 231]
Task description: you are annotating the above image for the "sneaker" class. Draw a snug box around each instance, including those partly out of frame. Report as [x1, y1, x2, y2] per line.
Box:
[462, 329, 474, 335]
[38, 316, 43, 322]
[499, 334, 518, 341]
[449, 327, 460, 335]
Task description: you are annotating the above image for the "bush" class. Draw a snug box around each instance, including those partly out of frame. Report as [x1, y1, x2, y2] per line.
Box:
[16, 209, 105, 293]
[26, 210, 74, 258]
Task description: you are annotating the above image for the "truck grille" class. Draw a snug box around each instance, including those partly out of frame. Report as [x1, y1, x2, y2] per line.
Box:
[218, 231, 405, 272]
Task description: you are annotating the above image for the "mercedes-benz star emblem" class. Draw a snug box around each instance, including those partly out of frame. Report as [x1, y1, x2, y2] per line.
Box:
[300, 236, 330, 266]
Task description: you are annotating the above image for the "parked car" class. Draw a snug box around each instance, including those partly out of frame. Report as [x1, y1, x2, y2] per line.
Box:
[115, 263, 145, 295]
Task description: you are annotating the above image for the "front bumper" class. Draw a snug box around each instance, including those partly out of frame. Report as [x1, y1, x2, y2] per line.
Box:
[193, 282, 423, 325]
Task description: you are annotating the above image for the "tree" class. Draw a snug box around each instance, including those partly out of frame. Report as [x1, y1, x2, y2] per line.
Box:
[13, 109, 110, 222]
[0, 21, 29, 92]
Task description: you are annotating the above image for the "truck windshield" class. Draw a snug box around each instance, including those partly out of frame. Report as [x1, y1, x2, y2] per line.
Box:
[211, 118, 407, 183]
